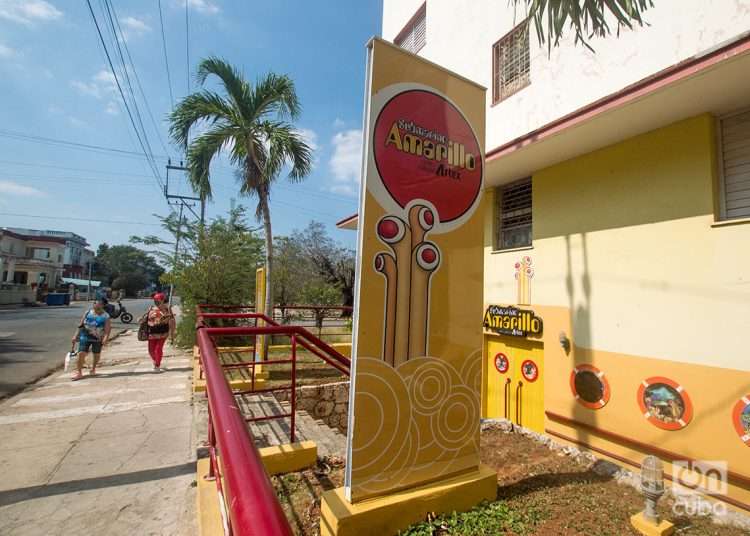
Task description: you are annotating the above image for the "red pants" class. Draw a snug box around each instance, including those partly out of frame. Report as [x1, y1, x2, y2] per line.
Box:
[148, 338, 167, 367]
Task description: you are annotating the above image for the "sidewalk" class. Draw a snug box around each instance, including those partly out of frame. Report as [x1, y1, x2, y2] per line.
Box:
[0, 331, 197, 536]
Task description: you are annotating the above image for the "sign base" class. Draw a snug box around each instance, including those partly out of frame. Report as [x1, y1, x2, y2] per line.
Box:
[320, 465, 496, 536]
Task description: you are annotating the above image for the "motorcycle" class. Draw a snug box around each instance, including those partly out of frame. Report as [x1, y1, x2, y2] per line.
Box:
[105, 300, 134, 323]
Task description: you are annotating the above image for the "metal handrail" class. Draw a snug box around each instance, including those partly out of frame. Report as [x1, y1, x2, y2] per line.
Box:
[197, 312, 351, 374]
[197, 328, 293, 536]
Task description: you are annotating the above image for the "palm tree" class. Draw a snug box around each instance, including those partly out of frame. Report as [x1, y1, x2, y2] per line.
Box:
[169, 57, 313, 318]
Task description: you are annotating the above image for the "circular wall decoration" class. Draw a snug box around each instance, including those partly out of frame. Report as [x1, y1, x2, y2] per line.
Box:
[637, 376, 693, 431]
[521, 359, 538, 383]
[732, 395, 750, 446]
[569, 364, 610, 409]
[493, 353, 509, 374]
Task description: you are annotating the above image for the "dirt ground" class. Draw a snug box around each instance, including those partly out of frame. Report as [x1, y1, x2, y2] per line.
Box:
[272, 428, 748, 536]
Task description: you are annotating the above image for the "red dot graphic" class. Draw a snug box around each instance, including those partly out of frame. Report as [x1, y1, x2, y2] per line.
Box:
[378, 219, 399, 240]
[374, 255, 384, 271]
[423, 210, 434, 226]
[421, 248, 437, 264]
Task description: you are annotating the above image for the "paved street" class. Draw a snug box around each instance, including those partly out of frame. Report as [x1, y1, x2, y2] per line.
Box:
[0, 299, 153, 399]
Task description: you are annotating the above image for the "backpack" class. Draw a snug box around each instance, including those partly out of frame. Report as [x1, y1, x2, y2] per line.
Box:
[137, 309, 150, 341]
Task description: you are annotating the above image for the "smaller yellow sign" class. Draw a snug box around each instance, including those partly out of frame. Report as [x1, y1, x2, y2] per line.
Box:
[483, 305, 542, 338]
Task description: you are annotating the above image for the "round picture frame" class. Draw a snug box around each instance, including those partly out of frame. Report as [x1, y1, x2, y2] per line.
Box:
[569, 364, 610, 410]
[637, 376, 693, 431]
[731, 395, 750, 446]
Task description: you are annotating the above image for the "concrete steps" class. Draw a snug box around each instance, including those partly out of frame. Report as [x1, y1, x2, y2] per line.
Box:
[237, 393, 347, 460]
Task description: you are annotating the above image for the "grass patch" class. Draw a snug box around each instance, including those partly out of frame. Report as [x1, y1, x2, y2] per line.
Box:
[400, 500, 544, 535]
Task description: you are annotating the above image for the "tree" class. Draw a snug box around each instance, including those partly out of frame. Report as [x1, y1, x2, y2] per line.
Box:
[169, 57, 313, 323]
[166, 206, 264, 346]
[291, 222, 356, 313]
[93, 244, 163, 291]
[513, 0, 654, 51]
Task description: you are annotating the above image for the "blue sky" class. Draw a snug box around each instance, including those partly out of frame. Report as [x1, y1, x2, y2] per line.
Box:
[0, 0, 381, 252]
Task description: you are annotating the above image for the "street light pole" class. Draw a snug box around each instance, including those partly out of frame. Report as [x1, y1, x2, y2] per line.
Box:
[87, 261, 92, 301]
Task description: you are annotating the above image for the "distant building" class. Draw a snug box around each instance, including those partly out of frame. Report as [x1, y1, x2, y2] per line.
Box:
[0, 227, 94, 287]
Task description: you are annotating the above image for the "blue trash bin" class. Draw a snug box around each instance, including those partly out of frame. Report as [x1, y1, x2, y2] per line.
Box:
[46, 293, 67, 306]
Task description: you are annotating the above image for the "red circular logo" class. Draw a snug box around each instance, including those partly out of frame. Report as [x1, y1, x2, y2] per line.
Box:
[521, 359, 539, 382]
[494, 353, 509, 374]
[373, 90, 482, 224]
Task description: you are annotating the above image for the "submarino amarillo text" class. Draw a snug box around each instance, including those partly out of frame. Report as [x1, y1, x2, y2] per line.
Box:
[483, 305, 543, 337]
[385, 120, 476, 180]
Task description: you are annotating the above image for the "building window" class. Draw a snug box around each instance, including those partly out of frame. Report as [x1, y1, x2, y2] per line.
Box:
[492, 22, 530, 104]
[394, 3, 426, 54]
[718, 108, 750, 221]
[495, 178, 532, 250]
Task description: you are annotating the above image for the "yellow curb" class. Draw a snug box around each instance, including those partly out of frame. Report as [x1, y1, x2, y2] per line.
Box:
[196, 457, 225, 536]
[259, 441, 317, 475]
[320, 464, 497, 536]
[630, 512, 675, 536]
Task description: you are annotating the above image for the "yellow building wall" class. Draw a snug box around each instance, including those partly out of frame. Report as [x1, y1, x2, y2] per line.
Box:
[483, 114, 750, 510]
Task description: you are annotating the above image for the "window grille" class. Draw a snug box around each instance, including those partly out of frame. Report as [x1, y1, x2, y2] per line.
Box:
[719, 109, 750, 220]
[394, 3, 426, 54]
[492, 22, 530, 104]
[496, 178, 532, 250]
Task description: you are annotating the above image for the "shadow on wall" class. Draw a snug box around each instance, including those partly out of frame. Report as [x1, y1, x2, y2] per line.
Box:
[565, 233, 596, 454]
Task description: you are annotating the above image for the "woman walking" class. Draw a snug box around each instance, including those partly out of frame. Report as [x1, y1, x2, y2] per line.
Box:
[71, 298, 111, 381]
[144, 292, 175, 371]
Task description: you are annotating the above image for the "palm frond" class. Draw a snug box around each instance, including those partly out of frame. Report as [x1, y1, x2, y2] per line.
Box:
[250, 73, 301, 122]
[261, 122, 313, 183]
[186, 123, 240, 200]
[169, 90, 239, 148]
[196, 56, 253, 121]
[516, 0, 654, 52]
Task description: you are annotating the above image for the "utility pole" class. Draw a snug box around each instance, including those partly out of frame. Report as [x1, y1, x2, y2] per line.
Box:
[87, 261, 92, 301]
[168, 202, 184, 307]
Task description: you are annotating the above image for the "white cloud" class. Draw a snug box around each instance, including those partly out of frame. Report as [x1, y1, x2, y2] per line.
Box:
[328, 129, 362, 196]
[120, 15, 151, 39]
[0, 43, 17, 58]
[174, 0, 219, 15]
[296, 127, 320, 167]
[71, 69, 120, 116]
[0, 180, 45, 197]
[68, 116, 87, 128]
[0, 0, 62, 25]
[332, 118, 346, 129]
[71, 70, 116, 99]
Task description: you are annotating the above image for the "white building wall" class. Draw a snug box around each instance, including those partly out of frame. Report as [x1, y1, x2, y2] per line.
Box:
[382, 0, 750, 153]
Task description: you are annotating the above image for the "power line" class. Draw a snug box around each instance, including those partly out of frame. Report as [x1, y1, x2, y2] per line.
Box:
[0, 212, 162, 226]
[85, 0, 164, 192]
[157, 0, 175, 109]
[0, 129, 168, 160]
[0, 158, 156, 178]
[99, 0, 167, 171]
[105, 0, 171, 157]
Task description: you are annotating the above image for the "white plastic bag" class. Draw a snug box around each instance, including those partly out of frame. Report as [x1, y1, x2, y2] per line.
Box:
[64, 344, 78, 372]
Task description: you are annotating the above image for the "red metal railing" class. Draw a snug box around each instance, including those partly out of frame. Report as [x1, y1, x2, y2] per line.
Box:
[196, 306, 351, 535]
[198, 327, 293, 536]
[197, 303, 353, 343]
